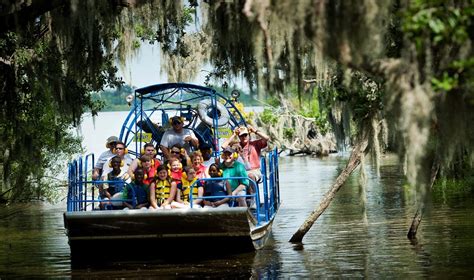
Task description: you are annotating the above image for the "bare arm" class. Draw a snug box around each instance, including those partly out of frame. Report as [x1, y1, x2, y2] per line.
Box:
[149, 183, 158, 209]
[163, 181, 177, 205]
[92, 168, 101, 180]
[221, 128, 239, 149]
[127, 159, 139, 178]
[184, 134, 199, 149]
[248, 125, 270, 141]
[160, 145, 171, 161]
[193, 186, 204, 205]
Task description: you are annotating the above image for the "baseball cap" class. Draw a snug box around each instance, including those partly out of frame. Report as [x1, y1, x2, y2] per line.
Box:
[239, 127, 249, 136]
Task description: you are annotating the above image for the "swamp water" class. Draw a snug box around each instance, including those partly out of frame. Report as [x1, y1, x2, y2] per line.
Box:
[1, 112, 473, 278]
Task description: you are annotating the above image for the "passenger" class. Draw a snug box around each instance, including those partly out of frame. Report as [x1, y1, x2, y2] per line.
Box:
[172, 166, 203, 208]
[230, 141, 246, 166]
[203, 163, 232, 208]
[150, 165, 177, 209]
[127, 142, 161, 178]
[122, 168, 149, 210]
[99, 155, 127, 210]
[160, 116, 199, 161]
[199, 143, 215, 169]
[138, 155, 156, 185]
[167, 144, 191, 168]
[168, 156, 184, 185]
[222, 125, 269, 193]
[101, 141, 133, 177]
[190, 150, 208, 179]
[92, 136, 118, 180]
[220, 147, 249, 207]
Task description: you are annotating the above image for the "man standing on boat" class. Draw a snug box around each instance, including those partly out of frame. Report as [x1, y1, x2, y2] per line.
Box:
[160, 116, 199, 161]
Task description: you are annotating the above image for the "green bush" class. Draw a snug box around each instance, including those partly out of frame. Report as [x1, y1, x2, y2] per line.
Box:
[260, 108, 278, 125]
[283, 128, 295, 140]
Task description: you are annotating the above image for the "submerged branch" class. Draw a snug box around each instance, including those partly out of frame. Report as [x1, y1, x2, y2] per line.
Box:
[289, 131, 369, 243]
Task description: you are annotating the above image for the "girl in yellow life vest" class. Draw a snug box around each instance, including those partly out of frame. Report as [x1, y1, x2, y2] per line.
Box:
[172, 166, 204, 208]
[149, 165, 177, 209]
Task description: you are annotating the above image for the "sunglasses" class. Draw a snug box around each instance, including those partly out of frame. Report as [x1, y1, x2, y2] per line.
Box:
[171, 150, 180, 154]
[116, 147, 124, 150]
[172, 121, 182, 125]
[239, 133, 248, 137]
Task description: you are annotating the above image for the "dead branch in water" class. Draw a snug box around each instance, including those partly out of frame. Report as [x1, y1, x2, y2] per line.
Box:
[407, 159, 439, 240]
[289, 132, 369, 243]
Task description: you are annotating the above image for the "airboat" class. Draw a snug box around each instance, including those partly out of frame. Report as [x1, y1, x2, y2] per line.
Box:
[64, 83, 280, 259]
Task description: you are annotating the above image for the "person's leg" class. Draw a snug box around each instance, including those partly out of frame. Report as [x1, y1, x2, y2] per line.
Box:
[237, 190, 247, 207]
[110, 192, 124, 208]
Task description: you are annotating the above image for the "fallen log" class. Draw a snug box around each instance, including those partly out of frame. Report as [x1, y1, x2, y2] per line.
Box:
[289, 134, 369, 243]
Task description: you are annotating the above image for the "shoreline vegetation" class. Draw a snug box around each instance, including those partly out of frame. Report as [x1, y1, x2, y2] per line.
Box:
[91, 84, 262, 112]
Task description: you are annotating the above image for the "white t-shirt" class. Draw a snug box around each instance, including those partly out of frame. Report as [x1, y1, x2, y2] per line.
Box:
[202, 158, 215, 168]
[101, 154, 133, 178]
[94, 150, 115, 169]
[160, 128, 197, 154]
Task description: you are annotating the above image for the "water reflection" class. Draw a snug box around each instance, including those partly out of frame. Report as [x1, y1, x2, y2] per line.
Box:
[1, 155, 474, 278]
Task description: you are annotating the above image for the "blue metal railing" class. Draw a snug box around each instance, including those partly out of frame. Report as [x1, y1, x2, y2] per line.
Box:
[66, 148, 280, 225]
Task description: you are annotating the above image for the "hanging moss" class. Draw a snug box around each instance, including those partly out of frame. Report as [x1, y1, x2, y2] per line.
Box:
[0, 0, 185, 202]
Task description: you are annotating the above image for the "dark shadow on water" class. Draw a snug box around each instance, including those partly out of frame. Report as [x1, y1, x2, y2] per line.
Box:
[71, 250, 256, 278]
[69, 235, 282, 278]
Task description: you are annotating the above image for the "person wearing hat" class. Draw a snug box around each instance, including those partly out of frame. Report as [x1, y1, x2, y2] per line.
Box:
[92, 136, 119, 180]
[220, 146, 249, 207]
[160, 115, 199, 161]
[221, 125, 269, 189]
[100, 141, 133, 181]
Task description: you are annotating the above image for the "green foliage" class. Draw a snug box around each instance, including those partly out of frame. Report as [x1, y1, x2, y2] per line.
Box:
[283, 128, 295, 140]
[0, 2, 147, 202]
[260, 108, 278, 125]
[432, 178, 474, 198]
[265, 96, 281, 107]
[403, 1, 474, 94]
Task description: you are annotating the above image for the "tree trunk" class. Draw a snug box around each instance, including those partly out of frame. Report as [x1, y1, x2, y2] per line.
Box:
[289, 135, 369, 243]
[406, 159, 439, 239]
[407, 209, 422, 239]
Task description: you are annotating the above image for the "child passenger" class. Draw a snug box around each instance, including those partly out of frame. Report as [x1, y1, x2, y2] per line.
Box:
[99, 155, 127, 209]
[172, 166, 203, 208]
[168, 157, 183, 184]
[150, 165, 177, 209]
[203, 164, 232, 208]
[122, 168, 149, 209]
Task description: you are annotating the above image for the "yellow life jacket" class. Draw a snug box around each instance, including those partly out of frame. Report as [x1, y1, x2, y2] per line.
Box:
[181, 176, 199, 202]
[154, 179, 171, 205]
